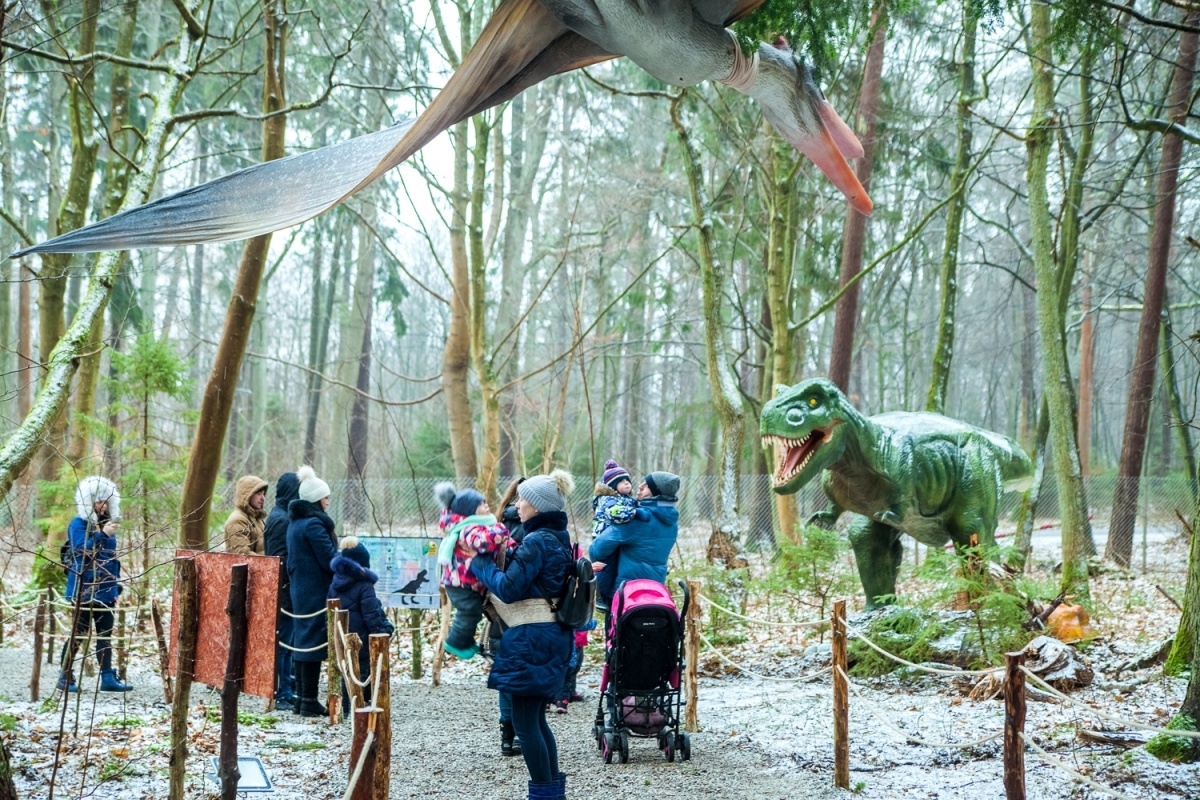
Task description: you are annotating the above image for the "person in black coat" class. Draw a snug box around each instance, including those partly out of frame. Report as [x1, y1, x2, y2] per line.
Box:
[490, 478, 527, 756]
[287, 465, 338, 718]
[265, 471, 299, 709]
[468, 471, 575, 800]
[328, 536, 394, 713]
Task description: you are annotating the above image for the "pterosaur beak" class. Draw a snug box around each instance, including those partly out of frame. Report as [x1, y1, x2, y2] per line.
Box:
[789, 122, 874, 216]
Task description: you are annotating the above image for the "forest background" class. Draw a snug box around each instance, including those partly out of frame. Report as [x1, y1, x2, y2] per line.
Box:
[0, 0, 1197, 599]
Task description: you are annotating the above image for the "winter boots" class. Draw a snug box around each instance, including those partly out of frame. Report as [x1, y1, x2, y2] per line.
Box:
[293, 662, 327, 718]
[525, 773, 566, 800]
[57, 671, 78, 693]
[500, 719, 521, 757]
[99, 669, 133, 692]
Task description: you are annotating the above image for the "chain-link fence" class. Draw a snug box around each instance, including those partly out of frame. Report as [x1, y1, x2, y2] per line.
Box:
[4, 472, 1196, 557]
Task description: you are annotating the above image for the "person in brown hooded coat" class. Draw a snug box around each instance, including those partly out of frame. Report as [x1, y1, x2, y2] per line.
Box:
[224, 475, 269, 555]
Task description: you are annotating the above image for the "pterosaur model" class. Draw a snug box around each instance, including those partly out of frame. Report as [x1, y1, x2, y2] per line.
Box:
[16, 0, 871, 257]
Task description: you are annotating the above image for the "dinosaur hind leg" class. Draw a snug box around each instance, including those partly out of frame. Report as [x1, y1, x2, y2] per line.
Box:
[847, 515, 904, 609]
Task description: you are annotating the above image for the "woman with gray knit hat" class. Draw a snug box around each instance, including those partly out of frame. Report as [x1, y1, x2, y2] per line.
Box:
[465, 470, 576, 800]
[589, 471, 680, 607]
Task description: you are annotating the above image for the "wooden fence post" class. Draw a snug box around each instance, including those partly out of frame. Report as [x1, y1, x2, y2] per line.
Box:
[348, 708, 379, 800]
[218, 563, 249, 800]
[326, 598, 342, 725]
[116, 607, 128, 682]
[343, 632, 365, 713]
[369, 633, 391, 800]
[1003, 651, 1027, 800]
[409, 609, 422, 679]
[151, 599, 174, 703]
[46, 586, 56, 665]
[684, 579, 702, 732]
[168, 557, 199, 800]
[832, 599, 849, 790]
[30, 592, 45, 701]
[431, 587, 450, 687]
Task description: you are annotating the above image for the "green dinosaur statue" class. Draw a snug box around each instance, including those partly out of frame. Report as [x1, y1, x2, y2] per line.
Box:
[761, 378, 1034, 608]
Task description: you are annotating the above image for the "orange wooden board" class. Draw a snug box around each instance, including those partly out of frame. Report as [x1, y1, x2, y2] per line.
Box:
[169, 551, 281, 699]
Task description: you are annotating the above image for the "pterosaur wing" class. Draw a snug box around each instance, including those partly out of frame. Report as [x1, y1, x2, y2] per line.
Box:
[13, 122, 414, 256]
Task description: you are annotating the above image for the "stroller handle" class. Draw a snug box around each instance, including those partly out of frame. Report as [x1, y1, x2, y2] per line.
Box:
[677, 579, 691, 620]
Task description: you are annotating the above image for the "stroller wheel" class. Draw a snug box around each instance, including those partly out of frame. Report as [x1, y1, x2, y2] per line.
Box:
[664, 739, 675, 762]
[594, 724, 604, 750]
[618, 731, 630, 764]
[603, 733, 616, 764]
[676, 732, 692, 761]
[657, 732, 668, 751]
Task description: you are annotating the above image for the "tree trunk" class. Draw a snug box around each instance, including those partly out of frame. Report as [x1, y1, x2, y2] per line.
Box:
[178, 1, 287, 547]
[304, 222, 344, 465]
[1108, 12, 1199, 567]
[672, 96, 745, 541]
[926, 0, 977, 414]
[828, 8, 887, 392]
[1149, 500, 1200, 759]
[1162, 307, 1198, 504]
[1025, 0, 1092, 601]
[470, 111, 501, 502]
[1078, 272, 1094, 476]
[444, 116, 478, 481]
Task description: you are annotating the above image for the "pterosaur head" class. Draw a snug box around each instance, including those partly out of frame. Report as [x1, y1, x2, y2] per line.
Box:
[747, 39, 873, 215]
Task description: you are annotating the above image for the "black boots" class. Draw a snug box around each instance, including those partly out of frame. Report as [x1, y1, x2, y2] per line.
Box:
[293, 662, 327, 718]
[501, 719, 521, 756]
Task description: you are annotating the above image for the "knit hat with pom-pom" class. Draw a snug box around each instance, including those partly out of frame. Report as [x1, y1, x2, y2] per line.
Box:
[433, 482, 486, 517]
[339, 535, 370, 568]
[297, 465, 330, 503]
[601, 459, 631, 491]
[518, 469, 575, 513]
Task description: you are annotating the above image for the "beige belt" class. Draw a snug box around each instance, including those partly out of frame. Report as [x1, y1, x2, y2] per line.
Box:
[488, 594, 561, 627]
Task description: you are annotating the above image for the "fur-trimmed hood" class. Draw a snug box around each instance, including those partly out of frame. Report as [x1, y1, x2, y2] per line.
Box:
[593, 482, 618, 498]
[75, 476, 120, 523]
[234, 475, 269, 520]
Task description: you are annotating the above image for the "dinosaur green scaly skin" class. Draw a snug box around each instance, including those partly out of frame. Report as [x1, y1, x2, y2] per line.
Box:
[761, 378, 1034, 608]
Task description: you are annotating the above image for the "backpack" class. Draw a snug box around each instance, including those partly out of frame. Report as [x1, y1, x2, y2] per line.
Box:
[540, 541, 596, 629]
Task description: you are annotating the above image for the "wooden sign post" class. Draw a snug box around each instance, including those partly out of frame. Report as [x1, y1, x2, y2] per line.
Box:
[1003, 651, 1027, 800]
[684, 579, 702, 732]
[218, 564, 249, 800]
[832, 599, 849, 790]
[168, 558, 198, 800]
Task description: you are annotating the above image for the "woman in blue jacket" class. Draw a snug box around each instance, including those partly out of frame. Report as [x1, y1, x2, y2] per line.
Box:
[468, 471, 575, 800]
[588, 471, 681, 606]
[58, 476, 132, 693]
[287, 465, 339, 717]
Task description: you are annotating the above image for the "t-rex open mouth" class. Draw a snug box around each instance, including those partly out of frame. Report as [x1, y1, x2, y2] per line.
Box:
[764, 426, 834, 486]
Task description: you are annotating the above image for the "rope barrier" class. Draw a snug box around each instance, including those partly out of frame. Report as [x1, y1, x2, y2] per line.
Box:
[836, 666, 1002, 748]
[1018, 667, 1200, 739]
[697, 630, 832, 683]
[278, 640, 329, 653]
[697, 595, 825, 628]
[340, 729, 376, 800]
[281, 607, 327, 619]
[839, 616, 997, 677]
[334, 624, 371, 688]
[1017, 732, 1136, 800]
[370, 654, 383, 708]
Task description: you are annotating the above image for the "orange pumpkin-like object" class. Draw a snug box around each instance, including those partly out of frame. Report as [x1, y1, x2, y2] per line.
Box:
[1046, 604, 1095, 643]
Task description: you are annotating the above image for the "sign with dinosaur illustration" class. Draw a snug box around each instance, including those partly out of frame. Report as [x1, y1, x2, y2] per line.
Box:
[357, 537, 440, 609]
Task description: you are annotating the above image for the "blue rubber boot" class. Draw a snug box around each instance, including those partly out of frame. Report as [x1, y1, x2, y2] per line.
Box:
[443, 641, 479, 661]
[555, 772, 567, 800]
[99, 669, 133, 692]
[57, 671, 78, 693]
[527, 781, 558, 800]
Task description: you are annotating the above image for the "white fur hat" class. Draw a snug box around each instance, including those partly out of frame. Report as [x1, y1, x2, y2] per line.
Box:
[75, 476, 120, 523]
[297, 465, 330, 503]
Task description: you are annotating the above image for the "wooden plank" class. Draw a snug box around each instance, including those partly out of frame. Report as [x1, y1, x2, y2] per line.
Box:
[326, 598, 342, 725]
[168, 558, 198, 800]
[29, 592, 45, 701]
[151, 599, 173, 703]
[832, 599, 849, 790]
[1003, 651, 1027, 800]
[684, 579, 702, 732]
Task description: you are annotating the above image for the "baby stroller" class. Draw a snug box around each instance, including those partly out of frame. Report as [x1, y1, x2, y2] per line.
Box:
[592, 579, 692, 763]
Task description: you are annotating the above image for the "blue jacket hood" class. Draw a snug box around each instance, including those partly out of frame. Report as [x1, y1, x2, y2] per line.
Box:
[274, 472, 300, 510]
[330, 554, 379, 592]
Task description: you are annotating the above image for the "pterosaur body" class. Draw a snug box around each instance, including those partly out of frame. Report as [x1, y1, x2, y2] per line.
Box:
[16, 0, 872, 257]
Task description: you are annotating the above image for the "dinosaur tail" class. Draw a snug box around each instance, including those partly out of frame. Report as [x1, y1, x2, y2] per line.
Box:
[996, 439, 1035, 493]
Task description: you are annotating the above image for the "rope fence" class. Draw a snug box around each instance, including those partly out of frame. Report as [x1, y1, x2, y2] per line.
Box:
[697, 595, 825, 628]
[697, 630, 831, 683]
[1018, 667, 1200, 739]
[1017, 732, 1136, 800]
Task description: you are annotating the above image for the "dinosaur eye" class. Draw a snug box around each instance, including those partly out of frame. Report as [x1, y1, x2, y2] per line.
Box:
[808, 397, 818, 406]
[785, 408, 804, 425]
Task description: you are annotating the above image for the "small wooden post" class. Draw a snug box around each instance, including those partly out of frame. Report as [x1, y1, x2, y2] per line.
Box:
[431, 587, 450, 687]
[326, 598, 342, 725]
[218, 563, 249, 800]
[116, 607, 128, 682]
[369, 633, 391, 800]
[46, 586, 56, 665]
[168, 557, 199, 800]
[30, 592, 46, 701]
[408, 608, 422, 679]
[348, 708, 379, 800]
[1003, 651, 1027, 800]
[343, 632, 365, 713]
[684, 579, 702, 732]
[151, 599, 173, 703]
[832, 599, 849, 790]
